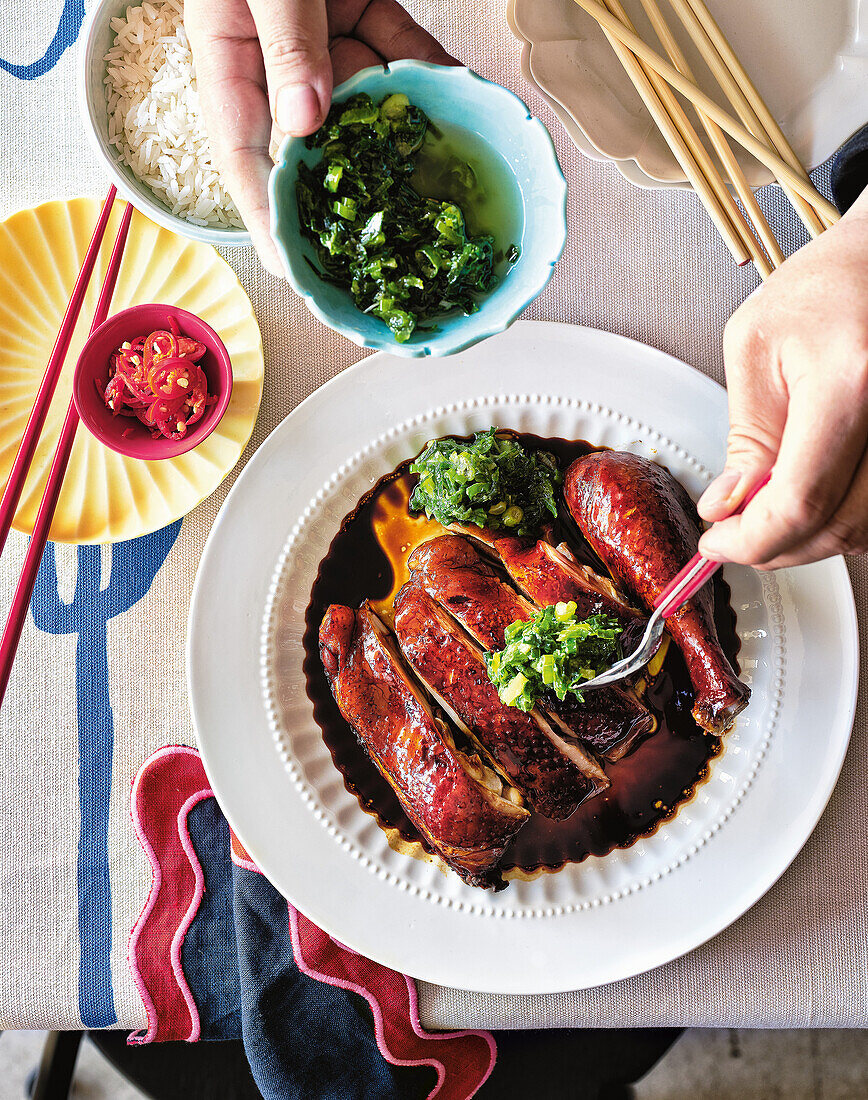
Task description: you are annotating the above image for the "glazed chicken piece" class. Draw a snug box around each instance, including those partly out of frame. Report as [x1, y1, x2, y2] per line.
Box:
[564, 451, 750, 733]
[544, 693, 654, 763]
[407, 535, 654, 761]
[448, 518, 655, 650]
[481, 533, 640, 623]
[492, 538, 657, 760]
[408, 534, 535, 653]
[451, 527, 648, 654]
[319, 603, 528, 889]
[394, 583, 608, 819]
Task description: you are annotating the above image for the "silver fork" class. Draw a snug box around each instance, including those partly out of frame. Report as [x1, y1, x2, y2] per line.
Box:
[577, 473, 769, 692]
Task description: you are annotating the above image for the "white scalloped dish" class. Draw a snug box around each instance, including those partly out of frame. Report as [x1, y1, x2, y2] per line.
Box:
[187, 321, 857, 993]
[508, 0, 868, 189]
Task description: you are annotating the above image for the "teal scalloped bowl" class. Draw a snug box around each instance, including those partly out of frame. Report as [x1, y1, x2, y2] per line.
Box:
[269, 61, 567, 358]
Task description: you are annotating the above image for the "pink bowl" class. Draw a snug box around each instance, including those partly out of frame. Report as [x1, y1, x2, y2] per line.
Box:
[73, 304, 233, 460]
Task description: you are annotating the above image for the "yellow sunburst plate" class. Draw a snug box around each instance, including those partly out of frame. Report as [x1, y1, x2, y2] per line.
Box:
[0, 197, 264, 543]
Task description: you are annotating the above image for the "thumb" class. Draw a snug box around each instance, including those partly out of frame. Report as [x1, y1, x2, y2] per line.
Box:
[697, 314, 785, 523]
[249, 0, 332, 137]
[698, 431, 778, 523]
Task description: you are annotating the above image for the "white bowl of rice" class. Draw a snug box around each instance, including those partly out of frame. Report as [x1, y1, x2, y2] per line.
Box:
[78, 0, 249, 245]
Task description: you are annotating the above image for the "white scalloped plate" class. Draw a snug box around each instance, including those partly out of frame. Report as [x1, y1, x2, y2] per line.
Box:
[508, 0, 868, 189]
[187, 321, 857, 993]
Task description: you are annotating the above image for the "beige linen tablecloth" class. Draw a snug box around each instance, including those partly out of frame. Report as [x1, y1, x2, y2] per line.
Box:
[0, 0, 864, 1030]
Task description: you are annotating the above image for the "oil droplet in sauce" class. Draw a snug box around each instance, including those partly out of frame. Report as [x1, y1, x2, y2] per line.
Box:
[368, 477, 444, 624]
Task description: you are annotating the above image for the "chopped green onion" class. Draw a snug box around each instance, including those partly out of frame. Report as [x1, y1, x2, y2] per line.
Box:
[380, 93, 410, 119]
[361, 210, 385, 246]
[296, 92, 499, 344]
[324, 164, 343, 192]
[340, 102, 379, 126]
[484, 605, 624, 712]
[501, 672, 528, 707]
[333, 197, 357, 220]
[409, 428, 561, 537]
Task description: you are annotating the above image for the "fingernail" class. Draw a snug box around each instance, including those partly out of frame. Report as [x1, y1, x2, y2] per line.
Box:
[697, 536, 727, 562]
[276, 84, 322, 136]
[699, 469, 742, 512]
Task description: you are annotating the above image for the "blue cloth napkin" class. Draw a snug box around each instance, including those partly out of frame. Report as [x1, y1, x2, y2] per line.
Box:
[176, 796, 679, 1100]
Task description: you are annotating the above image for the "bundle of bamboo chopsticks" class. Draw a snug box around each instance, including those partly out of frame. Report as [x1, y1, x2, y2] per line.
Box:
[572, 0, 838, 277]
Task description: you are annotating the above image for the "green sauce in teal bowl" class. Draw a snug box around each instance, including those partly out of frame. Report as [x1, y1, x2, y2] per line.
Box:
[269, 61, 567, 358]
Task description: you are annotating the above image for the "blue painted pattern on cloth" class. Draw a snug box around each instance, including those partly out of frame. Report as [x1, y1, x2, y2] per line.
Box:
[31, 520, 182, 1028]
[0, 0, 85, 80]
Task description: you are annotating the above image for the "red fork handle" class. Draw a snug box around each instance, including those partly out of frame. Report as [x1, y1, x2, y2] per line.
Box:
[654, 472, 771, 619]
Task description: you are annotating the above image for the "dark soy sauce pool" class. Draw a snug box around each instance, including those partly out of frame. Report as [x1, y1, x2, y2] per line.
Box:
[302, 434, 740, 876]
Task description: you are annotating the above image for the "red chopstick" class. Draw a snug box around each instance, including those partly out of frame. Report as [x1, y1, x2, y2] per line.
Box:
[0, 185, 118, 558]
[0, 201, 134, 708]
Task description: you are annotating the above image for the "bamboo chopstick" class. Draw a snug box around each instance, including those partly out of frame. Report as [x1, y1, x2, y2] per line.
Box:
[680, 0, 836, 231]
[597, 0, 753, 267]
[667, 0, 829, 238]
[570, 0, 840, 224]
[637, 0, 782, 274]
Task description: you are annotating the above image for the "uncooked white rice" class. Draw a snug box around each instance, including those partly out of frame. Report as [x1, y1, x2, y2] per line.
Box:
[103, 0, 243, 229]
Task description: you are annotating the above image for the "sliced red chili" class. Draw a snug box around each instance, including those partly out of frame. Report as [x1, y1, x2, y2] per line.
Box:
[142, 330, 179, 370]
[103, 322, 216, 441]
[177, 336, 206, 361]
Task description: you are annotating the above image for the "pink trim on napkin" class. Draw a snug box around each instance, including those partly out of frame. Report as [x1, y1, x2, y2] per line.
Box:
[290, 906, 496, 1099]
[230, 824, 497, 1096]
[128, 744, 211, 1044]
[128, 744, 498, 1098]
[230, 816, 498, 1095]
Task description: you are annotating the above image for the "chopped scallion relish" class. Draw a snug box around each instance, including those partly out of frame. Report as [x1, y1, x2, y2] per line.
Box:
[408, 428, 561, 537]
[296, 93, 500, 343]
[484, 603, 624, 712]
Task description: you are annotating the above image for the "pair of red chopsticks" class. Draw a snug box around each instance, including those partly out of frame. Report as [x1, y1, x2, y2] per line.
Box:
[0, 185, 133, 706]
